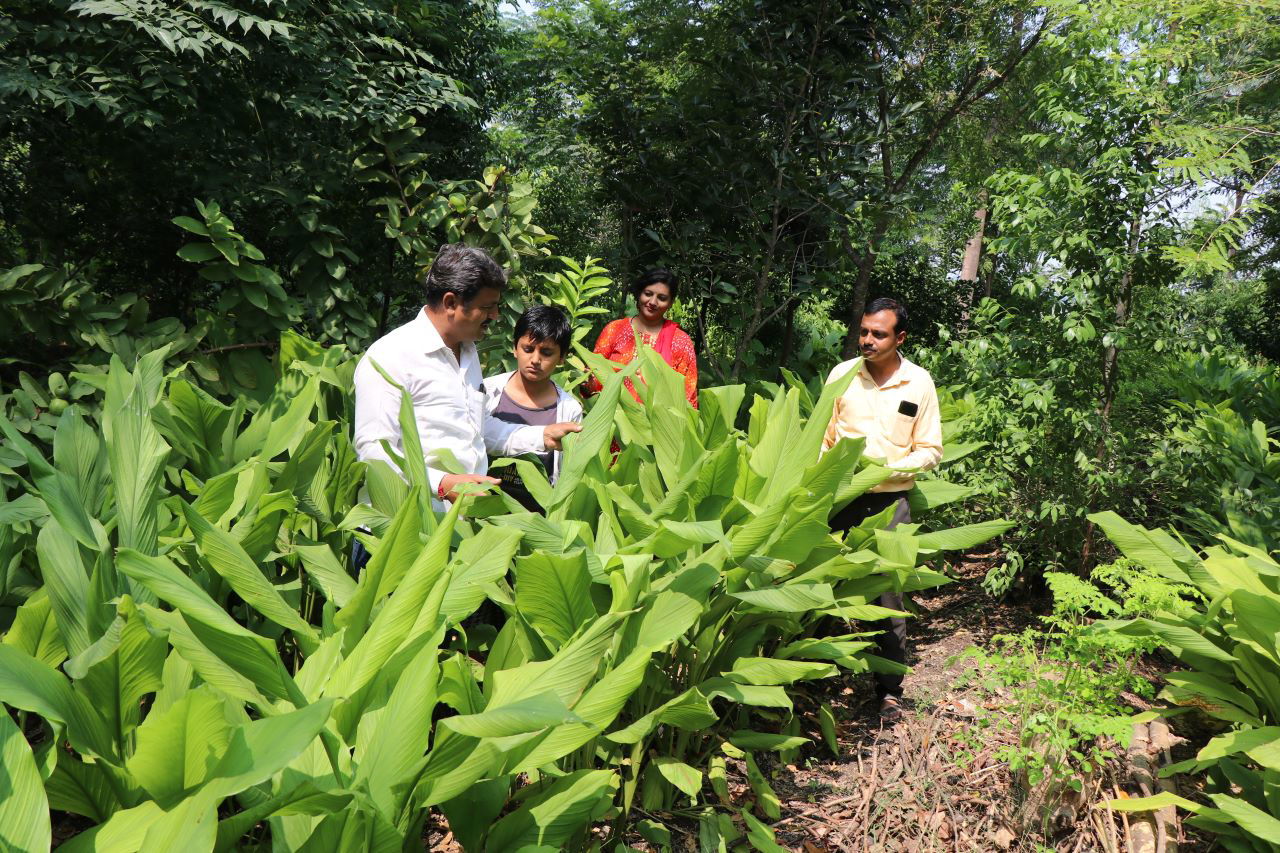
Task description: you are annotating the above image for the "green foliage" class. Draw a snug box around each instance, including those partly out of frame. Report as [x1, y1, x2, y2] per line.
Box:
[955, 558, 1177, 793]
[0, 327, 1010, 848]
[1088, 511, 1280, 851]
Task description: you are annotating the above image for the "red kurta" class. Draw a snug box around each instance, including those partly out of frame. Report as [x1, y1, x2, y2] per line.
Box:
[585, 318, 698, 408]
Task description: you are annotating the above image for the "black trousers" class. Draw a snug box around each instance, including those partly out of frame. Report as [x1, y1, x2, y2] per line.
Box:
[830, 491, 910, 700]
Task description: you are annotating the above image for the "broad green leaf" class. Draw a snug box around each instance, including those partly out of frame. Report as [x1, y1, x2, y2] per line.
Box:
[140, 791, 217, 852]
[639, 348, 703, 488]
[444, 691, 581, 738]
[832, 460, 891, 508]
[71, 602, 165, 744]
[632, 562, 718, 652]
[45, 757, 118, 821]
[353, 642, 439, 814]
[507, 649, 652, 773]
[0, 711, 50, 852]
[730, 583, 835, 612]
[0, 493, 48, 525]
[728, 731, 811, 752]
[203, 698, 336, 799]
[103, 359, 170, 556]
[0, 414, 99, 548]
[487, 614, 624, 710]
[294, 542, 358, 608]
[818, 703, 839, 756]
[741, 809, 787, 853]
[915, 519, 1015, 551]
[441, 526, 523, 622]
[3, 588, 67, 668]
[132, 605, 284, 707]
[0, 644, 115, 761]
[1087, 511, 1202, 586]
[1161, 671, 1260, 726]
[552, 352, 640, 507]
[485, 769, 618, 852]
[744, 752, 780, 819]
[127, 687, 235, 803]
[180, 502, 318, 644]
[515, 551, 595, 649]
[1101, 791, 1203, 813]
[325, 501, 460, 710]
[725, 657, 839, 685]
[36, 519, 94, 658]
[335, 488, 423, 646]
[1209, 792, 1280, 841]
[796, 361, 860, 464]
[1197, 727, 1280, 764]
[626, 519, 724, 559]
[653, 757, 701, 799]
[699, 678, 792, 709]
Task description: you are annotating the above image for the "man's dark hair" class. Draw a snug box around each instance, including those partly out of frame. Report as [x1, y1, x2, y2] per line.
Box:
[630, 268, 679, 302]
[515, 303, 572, 354]
[423, 244, 506, 308]
[864, 297, 908, 334]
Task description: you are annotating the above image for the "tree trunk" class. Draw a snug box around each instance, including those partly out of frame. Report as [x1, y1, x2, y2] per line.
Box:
[378, 240, 396, 337]
[781, 292, 797, 366]
[957, 189, 990, 332]
[960, 190, 990, 281]
[1079, 205, 1144, 570]
[840, 217, 890, 358]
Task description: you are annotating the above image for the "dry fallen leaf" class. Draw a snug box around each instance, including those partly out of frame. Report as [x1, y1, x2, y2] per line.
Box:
[991, 826, 1016, 849]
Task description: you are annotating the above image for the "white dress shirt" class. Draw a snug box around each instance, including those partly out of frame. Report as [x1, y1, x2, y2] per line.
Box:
[353, 309, 547, 508]
[821, 353, 943, 493]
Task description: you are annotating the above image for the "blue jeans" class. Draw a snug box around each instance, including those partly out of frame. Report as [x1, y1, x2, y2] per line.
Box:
[351, 539, 372, 574]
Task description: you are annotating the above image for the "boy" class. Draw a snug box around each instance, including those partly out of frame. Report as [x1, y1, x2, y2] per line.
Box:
[482, 304, 583, 511]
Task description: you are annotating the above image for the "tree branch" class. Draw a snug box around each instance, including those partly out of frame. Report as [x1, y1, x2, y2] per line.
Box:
[891, 19, 1050, 195]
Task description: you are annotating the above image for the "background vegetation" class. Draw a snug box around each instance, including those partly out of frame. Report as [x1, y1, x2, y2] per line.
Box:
[2, 0, 1279, 849]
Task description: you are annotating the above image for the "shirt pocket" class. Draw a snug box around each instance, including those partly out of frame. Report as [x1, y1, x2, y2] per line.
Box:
[886, 409, 916, 447]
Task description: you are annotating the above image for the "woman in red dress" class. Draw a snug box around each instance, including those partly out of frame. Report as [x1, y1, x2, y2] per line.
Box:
[584, 268, 698, 408]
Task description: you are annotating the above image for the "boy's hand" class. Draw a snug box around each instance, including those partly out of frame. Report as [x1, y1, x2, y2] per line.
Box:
[438, 473, 500, 503]
[542, 422, 583, 450]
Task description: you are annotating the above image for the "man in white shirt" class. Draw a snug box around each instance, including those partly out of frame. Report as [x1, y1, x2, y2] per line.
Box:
[353, 244, 581, 511]
[822, 297, 943, 720]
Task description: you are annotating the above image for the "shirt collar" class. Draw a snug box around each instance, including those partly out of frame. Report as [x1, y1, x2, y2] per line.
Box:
[411, 307, 453, 356]
[858, 352, 913, 388]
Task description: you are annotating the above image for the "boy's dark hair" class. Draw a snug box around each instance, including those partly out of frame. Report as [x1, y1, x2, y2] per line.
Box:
[423, 243, 506, 308]
[515, 303, 572, 354]
[630, 268, 679, 302]
[864, 297, 908, 334]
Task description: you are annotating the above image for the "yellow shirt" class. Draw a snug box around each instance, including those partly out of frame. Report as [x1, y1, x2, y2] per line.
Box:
[821, 354, 943, 493]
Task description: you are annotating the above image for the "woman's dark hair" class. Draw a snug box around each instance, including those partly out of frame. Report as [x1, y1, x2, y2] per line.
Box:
[630, 268, 679, 303]
[864, 297, 908, 334]
[423, 244, 506, 308]
[514, 304, 572, 354]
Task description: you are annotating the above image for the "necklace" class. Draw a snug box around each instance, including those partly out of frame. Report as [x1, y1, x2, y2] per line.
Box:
[632, 317, 662, 345]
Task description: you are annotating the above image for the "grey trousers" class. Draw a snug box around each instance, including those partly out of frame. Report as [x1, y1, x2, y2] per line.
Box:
[830, 491, 910, 699]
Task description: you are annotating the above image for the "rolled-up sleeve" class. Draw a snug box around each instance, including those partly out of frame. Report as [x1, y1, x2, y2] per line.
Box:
[820, 360, 857, 454]
[354, 356, 450, 495]
[353, 356, 404, 472]
[483, 416, 546, 458]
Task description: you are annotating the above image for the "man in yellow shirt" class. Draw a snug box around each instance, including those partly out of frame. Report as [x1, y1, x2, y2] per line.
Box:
[822, 297, 943, 720]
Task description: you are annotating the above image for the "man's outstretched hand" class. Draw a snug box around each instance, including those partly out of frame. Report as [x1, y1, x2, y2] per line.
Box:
[438, 473, 500, 503]
[542, 422, 583, 451]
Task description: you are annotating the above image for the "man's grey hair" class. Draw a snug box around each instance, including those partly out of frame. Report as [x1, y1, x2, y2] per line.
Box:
[423, 244, 507, 308]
